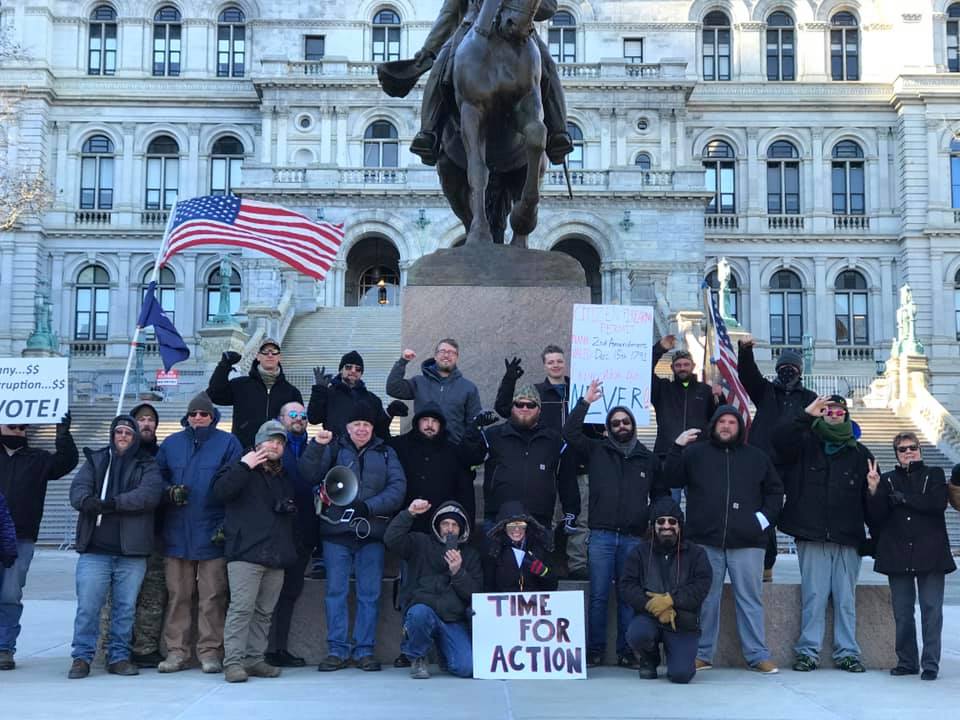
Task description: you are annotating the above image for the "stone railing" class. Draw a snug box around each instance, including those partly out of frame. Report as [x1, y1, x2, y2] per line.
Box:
[140, 210, 168, 226]
[339, 168, 408, 184]
[837, 344, 880, 362]
[65, 341, 108, 357]
[544, 169, 607, 187]
[954, 210, 960, 224]
[640, 170, 674, 187]
[704, 214, 739, 230]
[273, 168, 306, 184]
[286, 60, 378, 77]
[905, 382, 960, 462]
[624, 63, 664, 78]
[276, 288, 296, 342]
[558, 63, 601, 78]
[74, 210, 112, 225]
[767, 214, 805, 231]
[833, 215, 871, 231]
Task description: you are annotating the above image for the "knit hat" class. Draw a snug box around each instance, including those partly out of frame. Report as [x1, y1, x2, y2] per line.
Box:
[775, 348, 803, 371]
[254, 420, 287, 446]
[339, 350, 364, 372]
[347, 402, 377, 426]
[187, 392, 215, 417]
[671, 349, 693, 365]
[112, 415, 137, 435]
[130, 402, 159, 423]
[650, 495, 684, 527]
[512, 383, 541, 407]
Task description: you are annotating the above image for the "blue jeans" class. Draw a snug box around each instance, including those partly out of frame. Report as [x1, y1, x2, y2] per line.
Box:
[587, 529, 641, 656]
[401, 603, 473, 678]
[0, 540, 35, 654]
[322, 540, 385, 660]
[626, 613, 699, 684]
[71, 554, 147, 664]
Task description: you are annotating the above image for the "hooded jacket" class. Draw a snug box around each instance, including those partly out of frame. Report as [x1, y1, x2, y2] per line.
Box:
[665, 405, 783, 549]
[650, 342, 721, 456]
[0, 424, 79, 541]
[0, 490, 18, 568]
[386, 357, 482, 442]
[307, 375, 392, 440]
[155, 408, 243, 560]
[563, 399, 667, 534]
[207, 357, 304, 449]
[385, 500, 482, 622]
[129, 403, 161, 457]
[388, 403, 484, 533]
[771, 410, 873, 548]
[484, 501, 557, 592]
[620, 496, 713, 632]
[69, 416, 165, 556]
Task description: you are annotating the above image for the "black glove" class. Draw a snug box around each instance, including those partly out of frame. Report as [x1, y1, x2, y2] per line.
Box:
[313, 365, 333, 386]
[100, 498, 117, 514]
[168, 484, 190, 506]
[474, 410, 499, 428]
[888, 490, 907, 507]
[221, 350, 242, 366]
[347, 500, 370, 519]
[504, 357, 524, 381]
[387, 400, 409, 418]
[58, 411, 72, 433]
[80, 496, 102, 515]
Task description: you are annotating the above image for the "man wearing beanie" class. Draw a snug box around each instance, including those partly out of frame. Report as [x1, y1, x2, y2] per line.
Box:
[154, 393, 242, 674]
[772, 395, 874, 674]
[737, 335, 816, 581]
[307, 350, 397, 440]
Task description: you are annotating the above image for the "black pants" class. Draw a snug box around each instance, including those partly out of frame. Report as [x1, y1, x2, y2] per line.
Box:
[764, 526, 778, 571]
[270, 545, 312, 652]
[887, 572, 945, 673]
[626, 614, 699, 684]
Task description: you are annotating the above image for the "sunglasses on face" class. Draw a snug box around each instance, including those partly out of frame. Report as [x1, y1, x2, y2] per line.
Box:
[188, 411, 211, 418]
[513, 401, 538, 410]
[609, 418, 633, 429]
[342, 364, 362, 372]
[896, 444, 919, 453]
[655, 517, 678, 526]
[505, 521, 527, 531]
[259, 350, 280, 357]
[823, 409, 846, 418]
[287, 411, 308, 420]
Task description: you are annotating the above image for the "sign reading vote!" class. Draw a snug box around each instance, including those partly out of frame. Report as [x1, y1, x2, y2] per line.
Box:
[472, 591, 586, 680]
[0, 358, 69, 424]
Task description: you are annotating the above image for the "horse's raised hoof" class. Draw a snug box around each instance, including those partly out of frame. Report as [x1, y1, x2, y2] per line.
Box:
[510, 202, 538, 236]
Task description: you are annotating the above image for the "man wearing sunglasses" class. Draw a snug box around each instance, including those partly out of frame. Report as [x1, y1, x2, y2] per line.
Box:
[154, 393, 242, 674]
[308, 351, 398, 440]
[772, 394, 874, 674]
[868, 433, 954, 681]
[0, 414, 78, 671]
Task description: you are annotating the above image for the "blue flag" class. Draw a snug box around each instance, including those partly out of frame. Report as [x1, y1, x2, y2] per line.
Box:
[137, 281, 190, 371]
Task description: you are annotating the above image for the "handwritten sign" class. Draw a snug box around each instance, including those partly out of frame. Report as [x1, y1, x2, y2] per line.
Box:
[472, 591, 586, 680]
[569, 304, 654, 424]
[0, 357, 69, 424]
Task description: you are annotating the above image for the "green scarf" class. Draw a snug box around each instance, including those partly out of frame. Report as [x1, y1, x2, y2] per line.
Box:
[811, 417, 856, 455]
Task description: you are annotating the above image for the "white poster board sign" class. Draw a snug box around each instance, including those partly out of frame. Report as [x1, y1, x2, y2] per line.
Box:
[569, 304, 654, 425]
[0, 358, 69, 424]
[472, 591, 586, 680]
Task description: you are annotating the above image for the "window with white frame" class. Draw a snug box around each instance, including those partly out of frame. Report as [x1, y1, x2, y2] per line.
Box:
[153, 6, 182, 76]
[549, 11, 577, 63]
[88, 5, 117, 76]
[623, 38, 643, 63]
[830, 12, 859, 81]
[372, 10, 401, 62]
[834, 270, 869, 345]
[702, 10, 731, 81]
[769, 270, 803, 345]
[363, 121, 399, 167]
[75, 264, 110, 340]
[703, 139, 736, 214]
[949, 4, 960, 72]
[80, 135, 114, 209]
[145, 135, 179, 209]
[210, 136, 244, 196]
[217, 7, 246, 78]
[831, 140, 865, 215]
[766, 140, 800, 214]
[766, 11, 795, 81]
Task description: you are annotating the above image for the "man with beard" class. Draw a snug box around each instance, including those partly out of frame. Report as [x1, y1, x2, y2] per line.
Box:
[0, 415, 78, 671]
[387, 338, 481, 443]
[621, 496, 712, 684]
[564, 379, 667, 669]
[213, 421, 298, 683]
[668, 406, 782, 674]
[308, 351, 403, 440]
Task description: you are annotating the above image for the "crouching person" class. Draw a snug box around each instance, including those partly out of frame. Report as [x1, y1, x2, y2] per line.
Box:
[620, 497, 712, 684]
[385, 499, 481, 680]
[212, 421, 298, 683]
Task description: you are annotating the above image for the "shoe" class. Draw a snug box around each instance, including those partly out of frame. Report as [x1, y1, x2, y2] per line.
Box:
[889, 666, 919, 676]
[246, 660, 281, 678]
[200, 658, 223, 674]
[836, 656, 866, 673]
[266, 650, 305, 668]
[921, 670, 938, 681]
[586, 651, 603, 668]
[107, 660, 140, 676]
[763, 568, 773, 583]
[545, 131, 574, 165]
[792, 654, 818, 672]
[0, 650, 14, 670]
[355, 655, 382, 671]
[393, 653, 411, 668]
[617, 651, 641, 670]
[751, 660, 779, 674]
[567, 568, 589, 581]
[157, 655, 189, 673]
[695, 659, 713, 671]
[68, 658, 90, 679]
[410, 657, 431, 680]
[131, 651, 163, 669]
[637, 663, 658, 680]
[317, 655, 349, 672]
[410, 132, 438, 166]
[224, 664, 248, 683]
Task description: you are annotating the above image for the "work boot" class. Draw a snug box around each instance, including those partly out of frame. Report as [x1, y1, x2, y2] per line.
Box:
[246, 660, 281, 678]
[224, 664, 248, 683]
[393, 653, 411, 668]
[545, 131, 574, 165]
[158, 654, 189, 673]
[131, 650, 164, 668]
[695, 658, 712, 671]
[200, 658, 223, 674]
[107, 660, 140, 676]
[410, 132, 438, 166]
[410, 657, 431, 680]
[316, 655, 349, 672]
[751, 660, 779, 674]
[68, 658, 90, 679]
[0, 650, 14, 670]
[355, 655, 381, 671]
[265, 649, 305, 668]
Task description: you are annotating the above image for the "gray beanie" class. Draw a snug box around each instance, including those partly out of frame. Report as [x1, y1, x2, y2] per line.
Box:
[775, 349, 803, 372]
[187, 392, 215, 416]
[254, 420, 287, 447]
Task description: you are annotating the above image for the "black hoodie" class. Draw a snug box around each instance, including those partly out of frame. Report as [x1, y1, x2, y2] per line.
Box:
[665, 405, 783, 549]
[484, 501, 558, 592]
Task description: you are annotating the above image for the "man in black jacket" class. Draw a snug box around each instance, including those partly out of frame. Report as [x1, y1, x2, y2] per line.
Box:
[207, 338, 304, 449]
[772, 395, 873, 673]
[385, 499, 481, 679]
[308, 350, 398, 440]
[621, 496, 713, 684]
[0, 415, 78, 671]
[563, 379, 667, 668]
[668, 405, 782, 673]
[67, 415, 164, 679]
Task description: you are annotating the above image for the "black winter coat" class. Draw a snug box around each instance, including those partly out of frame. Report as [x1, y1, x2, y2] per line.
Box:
[307, 376, 391, 440]
[207, 358, 303, 449]
[651, 343, 720, 456]
[0, 429, 78, 541]
[211, 461, 298, 568]
[771, 412, 873, 548]
[868, 463, 956, 576]
[494, 375, 571, 430]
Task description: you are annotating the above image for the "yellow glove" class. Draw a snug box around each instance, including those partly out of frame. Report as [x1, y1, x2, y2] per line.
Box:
[657, 607, 677, 631]
[644, 591, 674, 616]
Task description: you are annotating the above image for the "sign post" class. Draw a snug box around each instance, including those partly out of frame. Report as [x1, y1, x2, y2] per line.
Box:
[0, 357, 69, 424]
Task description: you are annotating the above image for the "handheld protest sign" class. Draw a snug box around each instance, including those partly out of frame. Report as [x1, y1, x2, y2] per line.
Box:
[0, 358, 69, 424]
[472, 591, 586, 680]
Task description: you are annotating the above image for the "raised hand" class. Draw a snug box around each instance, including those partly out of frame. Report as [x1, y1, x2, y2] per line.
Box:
[408, 499, 431, 516]
[313, 365, 332, 386]
[504, 357, 524, 381]
[584, 378, 603, 404]
[313, 423, 333, 445]
[387, 400, 409, 418]
[221, 350, 242, 366]
[674, 428, 701, 447]
[402, 349, 417, 361]
[241, 448, 268, 469]
[866, 458, 880, 494]
[738, 333, 755, 350]
[474, 410, 499, 428]
[805, 395, 832, 418]
[711, 382, 724, 398]
[444, 548, 463, 575]
[658, 334, 677, 351]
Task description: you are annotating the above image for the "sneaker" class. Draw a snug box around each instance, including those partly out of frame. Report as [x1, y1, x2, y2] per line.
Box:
[246, 660, 281, 678]
[0, 651, 14, 671]
[410, 657, 431, 680]
[586, 651, 603, 668]
[68, 658, 91, 679]
[836, 656, 866, 673]
[106, 660, 140, 676]
[792, 654, 818, 672]
[751, 660, 779, 674]
[265, 650, 305, 668]
[355, 655, 382, 672]
[617, 651, 641, 670]
[200, 658, 223, 674]
[317, 655, 349, 672]
[921, 669, 938, 681]
[695, 659, 713, 671]
[158, 655, 189, 673]
[131, 651, 163, 668]
[224, 664, 248, 683]
[890, 666, 919, 676]
[393, 653, 411, 668]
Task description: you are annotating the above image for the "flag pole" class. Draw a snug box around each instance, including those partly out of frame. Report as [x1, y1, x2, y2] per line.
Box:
[701, 285, 714, 385]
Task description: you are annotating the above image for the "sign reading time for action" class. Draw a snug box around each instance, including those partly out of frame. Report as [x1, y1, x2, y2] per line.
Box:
[0, 358, 70, 424]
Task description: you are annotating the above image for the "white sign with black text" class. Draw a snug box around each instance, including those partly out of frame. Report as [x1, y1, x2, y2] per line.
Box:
[0, 358, 70, 424]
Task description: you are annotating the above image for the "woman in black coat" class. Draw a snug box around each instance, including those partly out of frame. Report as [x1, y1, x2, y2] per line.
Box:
[484, 502, 557, 592]
[867, 433, 955, 681]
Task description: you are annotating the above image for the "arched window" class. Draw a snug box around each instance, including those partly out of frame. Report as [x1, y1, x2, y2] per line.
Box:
[954, 269, 960, 339]
[217, 7, 246, 77]
[153, 6, 182, 76]
[142, 267, 176, 335]
[706, 268, 739, 321]
[703, 139, 736, 214]
[634, 152, 652, 170]
[830, 11, 859, 81]
[948, 4, 960, 72]
[145, 135, 180, 209]
[88, 5, 117, 76]
[831, 140, 865, 215]
[75, 264, 110, 340]
[951, 138, 960, 208]
[363, 121, 398, 168]
[766, 11, 795, 81]
[372, 9, 401, 62]
[206, 265, 241, 322]
[767, 140, 800, 214]
[211, 135, 244, 196]
[702, 10, 731, 81]
[80, 135, 114, 209]
[769, 270, 803, 345]
[549, 11, 577, 63]
[566, 122, 584, 169]
[834, 270, 869, 345]
[358, 266, 399, 306]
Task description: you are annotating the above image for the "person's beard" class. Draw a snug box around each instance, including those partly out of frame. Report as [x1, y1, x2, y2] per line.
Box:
[0, 435, 26, 450]
[512, 413, 538, 429]
[612, 428, 633, 442]
[674, 370, 691, 382]
[656, 529, 678, 548]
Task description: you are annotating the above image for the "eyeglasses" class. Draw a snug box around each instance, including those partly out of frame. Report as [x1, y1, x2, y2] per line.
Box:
[258, 350, 280, 357]
[436, 349, 458, 356]
[823, 409, 846, 418]
[113, 427, 134, 437]
[287, 411, 308, 420]
[896, 444, 919, 453]
[6, 425, 27, 432]
[505, 521, 527, 531]
[188, 411, 211, 418]
[655, 517, 678, 526]
[609, 418, 633, 428]
[513, 401, 538, 410]
[342, 364, 362, 372]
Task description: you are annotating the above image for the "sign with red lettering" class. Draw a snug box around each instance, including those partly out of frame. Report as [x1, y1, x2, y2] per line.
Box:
[471, 591, 586, 680]
[155, 369, 179, 387]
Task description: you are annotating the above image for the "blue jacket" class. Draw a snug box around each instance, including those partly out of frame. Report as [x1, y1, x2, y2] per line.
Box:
[156, 411, 243, 560]
[282, 430, 317, 549]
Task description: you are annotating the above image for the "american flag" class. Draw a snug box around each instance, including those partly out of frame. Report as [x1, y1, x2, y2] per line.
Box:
[708, 292, 752, 434]
[159, 195, 344, 279]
